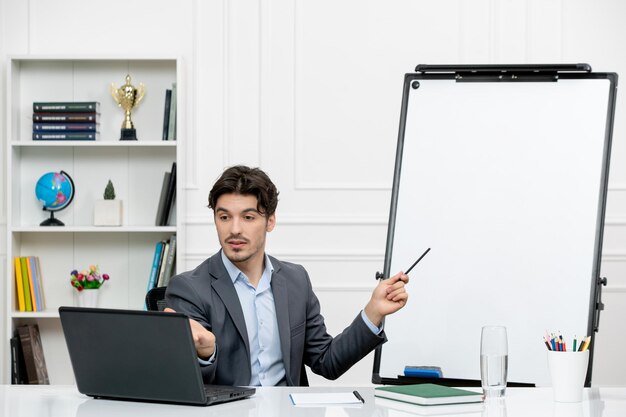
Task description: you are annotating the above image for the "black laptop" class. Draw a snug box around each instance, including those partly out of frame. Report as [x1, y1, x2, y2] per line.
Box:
[59, 306, 256, 406]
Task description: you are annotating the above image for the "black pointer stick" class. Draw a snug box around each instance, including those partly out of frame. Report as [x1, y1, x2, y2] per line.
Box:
[404, 247, 431, 275]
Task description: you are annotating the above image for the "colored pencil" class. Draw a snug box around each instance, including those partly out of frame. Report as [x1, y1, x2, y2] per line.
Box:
[582, 336, 591, 352]
[544, 338, 552, 351]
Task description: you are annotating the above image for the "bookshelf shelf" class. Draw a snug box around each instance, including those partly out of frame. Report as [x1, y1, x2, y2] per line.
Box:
[11, 141, 177, 147]
[11, 312, 60, 319]
[4, 56, 184, 384]
[13, 226, 178, 233]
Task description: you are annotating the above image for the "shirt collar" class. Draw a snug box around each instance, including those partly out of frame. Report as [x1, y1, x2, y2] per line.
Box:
[220, 250, 274, 284]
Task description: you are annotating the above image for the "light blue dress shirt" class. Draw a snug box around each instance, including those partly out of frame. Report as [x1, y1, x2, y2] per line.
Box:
[221, 251, 285, 386]
[200, 251, 383, 386]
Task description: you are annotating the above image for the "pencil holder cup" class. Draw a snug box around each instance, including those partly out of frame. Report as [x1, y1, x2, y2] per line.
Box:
[547, 350, 589, 402]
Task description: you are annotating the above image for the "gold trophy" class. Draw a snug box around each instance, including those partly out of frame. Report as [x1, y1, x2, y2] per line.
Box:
[110, 74, 145, 140]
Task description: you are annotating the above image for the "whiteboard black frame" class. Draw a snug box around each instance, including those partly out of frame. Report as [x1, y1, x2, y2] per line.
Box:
[372, 64, 618, 387]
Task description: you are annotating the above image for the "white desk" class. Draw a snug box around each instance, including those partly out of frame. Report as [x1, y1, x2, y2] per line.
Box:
[1, 386, 626, 417]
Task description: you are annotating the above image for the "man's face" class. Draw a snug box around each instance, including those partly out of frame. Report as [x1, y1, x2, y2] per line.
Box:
[214, 193, 275, 266]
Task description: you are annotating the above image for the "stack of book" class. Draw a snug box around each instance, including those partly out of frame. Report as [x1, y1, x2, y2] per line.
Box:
[10, 324, 49, 384]
[144, 234, 177, 308]
[162, 83, 177, 140]
[32, 101, 100, 141]
[13, 256, 46, 312]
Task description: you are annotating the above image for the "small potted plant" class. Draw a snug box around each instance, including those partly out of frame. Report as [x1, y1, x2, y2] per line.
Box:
[70, 265, 110, 307]
[94, 179, 123, 226]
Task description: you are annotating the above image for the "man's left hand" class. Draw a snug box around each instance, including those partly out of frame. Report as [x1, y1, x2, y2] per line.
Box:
[363, 271, 409, 327]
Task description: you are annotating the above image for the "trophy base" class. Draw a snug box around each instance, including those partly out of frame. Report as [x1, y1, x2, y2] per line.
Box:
[120, 128, 138, 141]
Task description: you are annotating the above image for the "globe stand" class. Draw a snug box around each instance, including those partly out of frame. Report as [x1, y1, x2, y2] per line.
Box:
[40, 210, 65, 226]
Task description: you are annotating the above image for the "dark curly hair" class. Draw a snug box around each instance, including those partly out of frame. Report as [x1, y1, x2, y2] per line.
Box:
[208, 165, 279, 217]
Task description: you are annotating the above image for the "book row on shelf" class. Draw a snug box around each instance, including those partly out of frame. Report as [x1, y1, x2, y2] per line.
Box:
[162, 83, 177, 140]
[145, 234, 177, 301]
[13, 236, 178, 314]
[32, 101, 101, 141]
[13, 256, 46, 313]
[10, 324, 50, 385]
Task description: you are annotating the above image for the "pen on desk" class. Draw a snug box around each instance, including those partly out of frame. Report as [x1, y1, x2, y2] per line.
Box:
[353, 390, 365, 403]
[405, 247, 431, 275]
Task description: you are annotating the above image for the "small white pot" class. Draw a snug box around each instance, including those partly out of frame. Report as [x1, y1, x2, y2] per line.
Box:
[94, 200, 123, 226]
[76, 288, 99, 308]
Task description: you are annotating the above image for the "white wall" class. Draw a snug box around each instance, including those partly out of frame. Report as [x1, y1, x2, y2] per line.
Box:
[1, 0, 626, 386]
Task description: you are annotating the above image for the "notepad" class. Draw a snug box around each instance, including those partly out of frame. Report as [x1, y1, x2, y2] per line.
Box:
[374, 384, 483, 406]
[289, 392, 364, 406]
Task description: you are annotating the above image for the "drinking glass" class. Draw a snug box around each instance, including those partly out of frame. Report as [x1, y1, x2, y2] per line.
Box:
[480, 326, 508, 397]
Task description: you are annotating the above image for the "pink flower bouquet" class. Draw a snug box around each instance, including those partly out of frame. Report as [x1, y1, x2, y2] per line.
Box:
[70, 265, 110, 292]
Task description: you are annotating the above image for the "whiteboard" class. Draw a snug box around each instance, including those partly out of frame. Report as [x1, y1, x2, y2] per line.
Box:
[374, 67, 617, 386]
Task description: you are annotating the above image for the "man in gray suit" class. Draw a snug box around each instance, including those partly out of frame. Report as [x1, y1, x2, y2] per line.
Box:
[165, 165, 409, 386]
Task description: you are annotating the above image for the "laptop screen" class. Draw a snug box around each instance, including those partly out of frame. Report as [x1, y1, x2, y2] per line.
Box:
[59, 307, 209, 405]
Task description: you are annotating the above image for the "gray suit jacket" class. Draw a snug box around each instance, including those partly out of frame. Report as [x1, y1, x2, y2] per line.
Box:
[165, 251, 386, 386]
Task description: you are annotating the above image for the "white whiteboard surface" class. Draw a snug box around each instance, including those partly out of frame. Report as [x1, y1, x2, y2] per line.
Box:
[378, 76, 614, 386]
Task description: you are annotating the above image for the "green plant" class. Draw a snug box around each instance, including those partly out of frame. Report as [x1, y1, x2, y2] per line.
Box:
[104, 180, 116, 200]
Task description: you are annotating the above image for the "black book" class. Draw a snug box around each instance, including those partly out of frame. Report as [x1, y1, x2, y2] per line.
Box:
[33, 112, 99, 123]
[160, 162, 177, 226]
[33, 122, 99, 132]
[33, 132, 98, 141]
[10, 335, 27, 384]
[162, 89, 172, 140]
[33, 101, 100, 113]
[155, 172, 171, 226]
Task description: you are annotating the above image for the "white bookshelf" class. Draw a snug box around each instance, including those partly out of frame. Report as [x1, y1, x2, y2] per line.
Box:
[4, 56, 183, 384]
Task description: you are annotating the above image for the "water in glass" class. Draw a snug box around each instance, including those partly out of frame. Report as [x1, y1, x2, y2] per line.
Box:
[480, 325, 508, 397]
[481, 353, 508, 396]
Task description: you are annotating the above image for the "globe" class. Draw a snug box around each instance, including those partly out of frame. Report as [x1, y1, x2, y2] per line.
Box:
[35, 171, 75, 226]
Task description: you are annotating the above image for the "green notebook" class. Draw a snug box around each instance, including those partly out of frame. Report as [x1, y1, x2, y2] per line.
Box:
[374, 383, 483, 406]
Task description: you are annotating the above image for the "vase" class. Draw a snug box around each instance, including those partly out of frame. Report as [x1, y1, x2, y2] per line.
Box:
[94, 200, 123, 226]
[77, 289, 99, 308]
